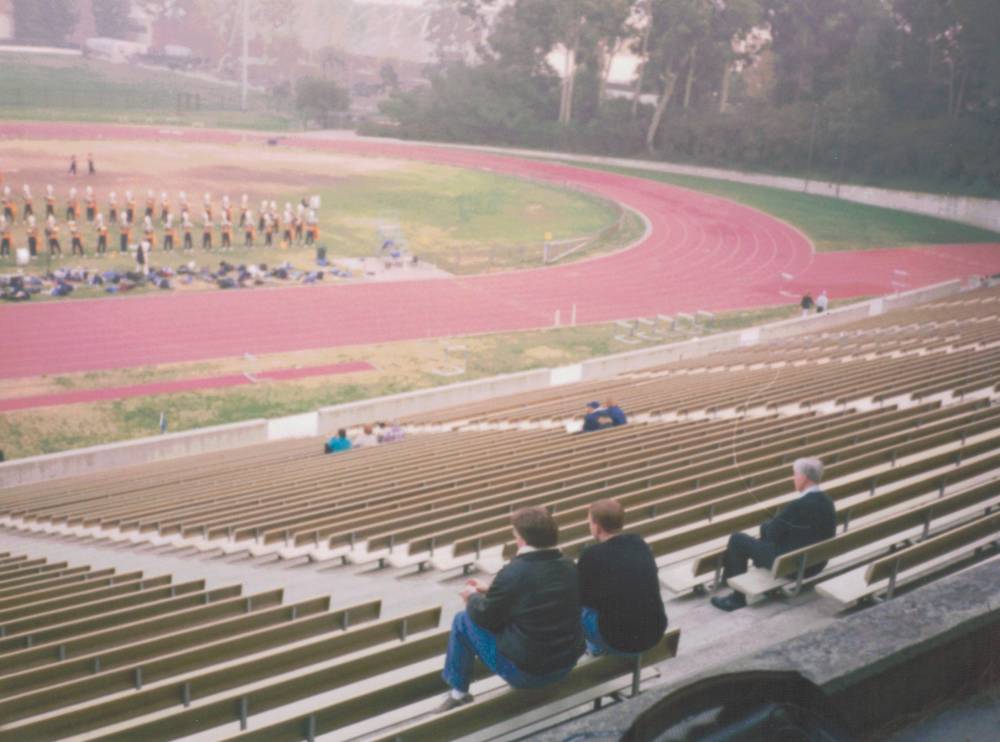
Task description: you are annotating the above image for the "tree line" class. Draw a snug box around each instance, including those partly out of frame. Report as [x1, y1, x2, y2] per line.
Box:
[376, 0, 1000, 195]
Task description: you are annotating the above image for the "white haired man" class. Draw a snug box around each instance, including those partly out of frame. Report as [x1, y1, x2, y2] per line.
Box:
[711, 457, 835, 612]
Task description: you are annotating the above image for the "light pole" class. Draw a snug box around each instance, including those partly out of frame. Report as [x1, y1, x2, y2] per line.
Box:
[241, 0, 249, 111]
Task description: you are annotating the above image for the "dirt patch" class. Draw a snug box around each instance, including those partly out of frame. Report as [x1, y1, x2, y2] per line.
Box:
[0, 139, 409, 204]
[524, 345, 569, 362]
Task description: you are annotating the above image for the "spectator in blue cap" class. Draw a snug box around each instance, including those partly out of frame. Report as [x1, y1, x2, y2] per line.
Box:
[582, 402, 605, 432]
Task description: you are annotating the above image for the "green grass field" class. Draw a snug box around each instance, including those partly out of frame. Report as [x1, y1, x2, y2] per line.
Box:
[306, 164, 625, 271]
[0, 54, 265, 109]
[0, 160, 627, 279]
[0, 53, 294, 130]
[580, 163, 1000, 252]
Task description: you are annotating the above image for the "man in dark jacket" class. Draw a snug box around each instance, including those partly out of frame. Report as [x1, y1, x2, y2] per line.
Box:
[582, 401, 605, 432]
[578, 499, 667, 655]
[439, 507, 584, 711]
[711, 457, 836, 612]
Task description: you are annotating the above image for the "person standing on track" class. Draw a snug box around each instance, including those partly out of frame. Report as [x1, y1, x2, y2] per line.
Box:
[107, 191, 118, 225]
[136, 238, 150, 276]
[145, 190, 155, 220]
[85, 186, 97, 223]
[125, 190, 136, 224]
[182, 210, 194, 251]
[95, 213, 108, 255]
[143, 214, 156, 252]
[22, 184, 33, 221]
[816, 290, 829, 314]
[45, 184, 55, 218]
[201, 209, 213, 250]
[68, 154, 77, 176]
[69, 219, 85, 256]
[295, 202, 305, 244]
[26, 215, 39, 257]
[163, 213, 176, 251]
[243, 209, 255, 248]
[281, 203, 293, 246]
[65, 187, 79, 221]
[0, 215, 11, 258]
[220, 212, 232, 250]
[87, 152, 96, 175]
[305, 209, 319, 246]
[118, 212, 131, 253]
[46, 215, 62, 256]
[160, 191, 170, 225]
[263, 212, 274, 248]
[2, 185, 14, 221]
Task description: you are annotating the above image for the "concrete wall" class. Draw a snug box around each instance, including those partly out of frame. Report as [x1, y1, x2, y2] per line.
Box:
[540, 557, 1000, 741]
[0, 419, 268, 488]
[317, 368, 552, 435]
[267, 412, 319, 440]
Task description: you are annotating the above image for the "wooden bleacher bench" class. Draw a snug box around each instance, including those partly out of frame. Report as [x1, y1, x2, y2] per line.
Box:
[226, 629, 680, 742]
[29, 610, 446, 741]
[726, 478, 1000, 603]
[662, 446, 1000, 596]
[818, 509, 1000, 606]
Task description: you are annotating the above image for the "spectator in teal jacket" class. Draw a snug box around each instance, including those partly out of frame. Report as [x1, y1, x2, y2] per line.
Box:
[324, 428, 352, 454]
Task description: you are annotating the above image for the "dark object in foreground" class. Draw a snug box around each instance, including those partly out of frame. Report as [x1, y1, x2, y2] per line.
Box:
[624, 671, 851, 741]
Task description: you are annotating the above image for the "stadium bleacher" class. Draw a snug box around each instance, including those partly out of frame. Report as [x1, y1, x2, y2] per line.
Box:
[1, 285, 999, 739]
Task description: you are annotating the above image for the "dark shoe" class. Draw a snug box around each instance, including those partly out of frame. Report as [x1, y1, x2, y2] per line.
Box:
[436, 693, 473, 713]
[711, 592, 747, 612]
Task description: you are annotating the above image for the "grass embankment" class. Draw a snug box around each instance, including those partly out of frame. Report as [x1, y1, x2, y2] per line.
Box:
[0, 54, 292, 130]
[0, 300, 850, 460]
[569, 163, 1000, 252]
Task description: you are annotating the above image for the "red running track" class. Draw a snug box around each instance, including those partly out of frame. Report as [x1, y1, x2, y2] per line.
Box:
[1, 122, 998, 381]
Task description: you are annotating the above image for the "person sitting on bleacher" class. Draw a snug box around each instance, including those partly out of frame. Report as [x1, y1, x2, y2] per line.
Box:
[582, 401, 606, 432]
[602, 398, 627, 426]
[711, 457, 836, 612]
[351, 423, 380, 449]
[380, 420, 405, 443]
[324, 429, 352, 454]
[581, 399, 627, 432]
[578, 499, 667, 656]
[438, 507, 584, 711]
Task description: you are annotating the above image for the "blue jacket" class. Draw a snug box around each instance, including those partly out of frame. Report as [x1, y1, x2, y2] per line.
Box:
[325, 437, 352, 453]
[582, 411, 605, 431]
[605, 406, 627, 426]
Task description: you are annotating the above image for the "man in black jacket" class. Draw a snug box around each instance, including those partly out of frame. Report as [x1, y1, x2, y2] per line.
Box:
[711, 457, 836, 612]
[578, 499, 667, 655]
[438, 507, 584, 711]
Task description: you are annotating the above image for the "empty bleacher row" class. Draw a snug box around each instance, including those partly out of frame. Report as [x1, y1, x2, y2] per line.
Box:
[401, 288, 1000, 425]
[1, 289, 998, 611]
[0, 551, 677, 740]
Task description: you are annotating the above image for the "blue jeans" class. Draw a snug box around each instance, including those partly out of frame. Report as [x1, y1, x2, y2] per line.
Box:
[581, 607, 639, 657]
[442, 611, 574, 694]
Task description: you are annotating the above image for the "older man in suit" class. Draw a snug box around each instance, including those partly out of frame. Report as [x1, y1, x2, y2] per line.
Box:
[711, 457, 835, 611]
